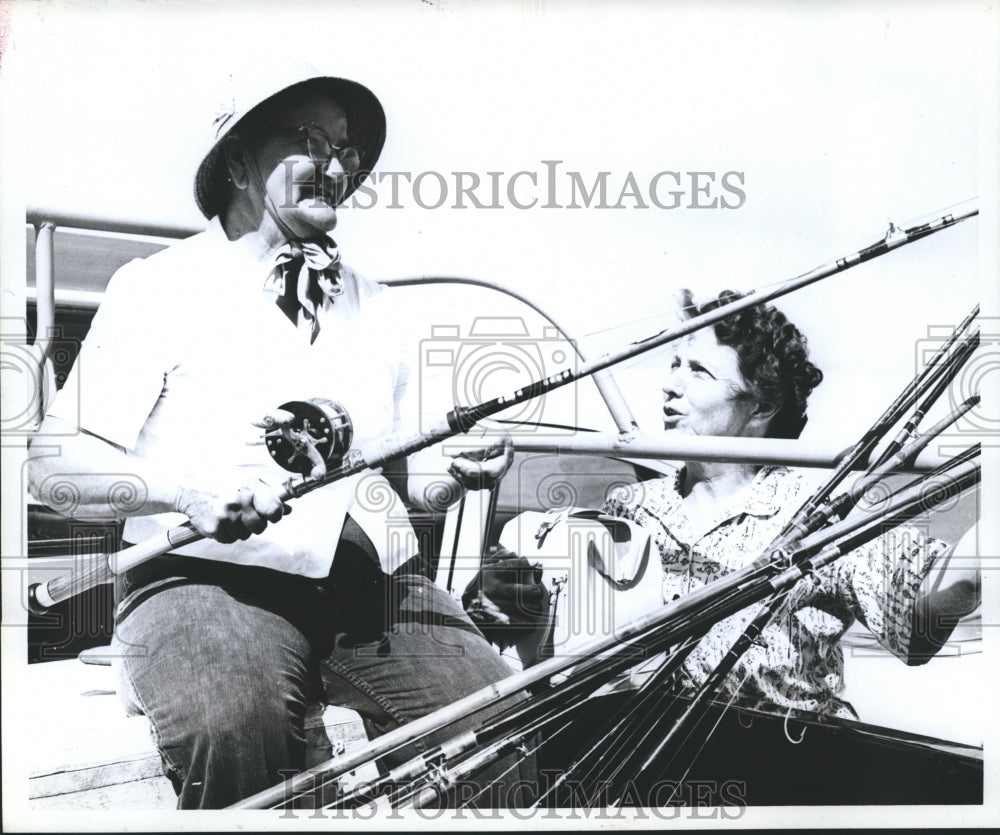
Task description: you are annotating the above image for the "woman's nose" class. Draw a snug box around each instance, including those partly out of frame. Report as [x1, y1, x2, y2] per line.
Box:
[323, 156, 347, 178]
[662, 371, 684, 399]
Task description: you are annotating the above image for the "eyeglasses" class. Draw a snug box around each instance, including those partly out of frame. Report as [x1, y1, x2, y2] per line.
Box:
[292, 123, 361, 174]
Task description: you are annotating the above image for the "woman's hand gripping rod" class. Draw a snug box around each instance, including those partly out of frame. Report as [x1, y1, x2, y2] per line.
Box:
[27, 203, 978, 614]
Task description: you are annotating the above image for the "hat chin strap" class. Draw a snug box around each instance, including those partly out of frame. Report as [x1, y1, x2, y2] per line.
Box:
[244, 151, 312, 244]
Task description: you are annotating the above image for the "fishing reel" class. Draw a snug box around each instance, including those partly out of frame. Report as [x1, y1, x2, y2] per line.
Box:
[256, 398, 353, 476]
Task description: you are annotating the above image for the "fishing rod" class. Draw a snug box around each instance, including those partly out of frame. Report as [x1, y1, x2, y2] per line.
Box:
[27, 205, 979, 614]
[765, 306, 979, 554]
[321, 632, 708, 811]
[868, 327, 980, 472]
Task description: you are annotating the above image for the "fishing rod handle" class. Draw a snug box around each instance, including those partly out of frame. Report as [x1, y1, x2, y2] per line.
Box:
[22, 425, 437, 616]
[26, 522, 203, 615]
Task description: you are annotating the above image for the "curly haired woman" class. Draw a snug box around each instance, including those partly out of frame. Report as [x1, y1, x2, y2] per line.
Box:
[602, 290, 979, 719]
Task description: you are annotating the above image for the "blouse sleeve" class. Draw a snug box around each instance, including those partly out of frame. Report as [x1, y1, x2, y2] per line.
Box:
[820, 526, 951, 659]
[46, 259, 171, 451]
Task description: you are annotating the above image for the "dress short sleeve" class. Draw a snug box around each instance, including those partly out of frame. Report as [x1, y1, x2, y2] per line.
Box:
[47, 259, 171, 450]
[819, 527, 950, 659]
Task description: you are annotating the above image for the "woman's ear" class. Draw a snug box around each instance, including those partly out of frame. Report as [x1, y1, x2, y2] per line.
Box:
[747, 400, 780, 436]
[222, 135, 250, 190]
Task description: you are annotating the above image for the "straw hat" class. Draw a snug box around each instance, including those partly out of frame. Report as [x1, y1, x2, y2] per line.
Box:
[194, 61, 386, 219]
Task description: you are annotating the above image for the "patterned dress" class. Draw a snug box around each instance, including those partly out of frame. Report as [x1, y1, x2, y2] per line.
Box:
[602, 465, 948, 718]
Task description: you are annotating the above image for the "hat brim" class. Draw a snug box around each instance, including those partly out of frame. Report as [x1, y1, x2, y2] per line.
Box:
[194, 76, 386, 220]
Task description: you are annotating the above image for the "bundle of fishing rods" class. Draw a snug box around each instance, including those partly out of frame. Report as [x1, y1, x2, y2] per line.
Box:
[24, 203, 981, 809]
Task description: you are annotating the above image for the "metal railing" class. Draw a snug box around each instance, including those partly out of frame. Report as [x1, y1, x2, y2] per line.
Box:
[25, 209, 640, 433]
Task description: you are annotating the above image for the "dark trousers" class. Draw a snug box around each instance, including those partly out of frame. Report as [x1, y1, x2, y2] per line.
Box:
[112, 520, 535, 809]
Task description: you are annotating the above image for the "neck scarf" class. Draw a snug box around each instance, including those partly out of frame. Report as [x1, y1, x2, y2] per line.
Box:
[263, 238, 344, 344]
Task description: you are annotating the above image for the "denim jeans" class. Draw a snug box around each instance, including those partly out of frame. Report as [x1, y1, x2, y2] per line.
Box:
[112, 546, 535, 809]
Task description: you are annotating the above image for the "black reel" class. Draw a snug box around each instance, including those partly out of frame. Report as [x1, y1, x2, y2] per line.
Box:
[261, 398, 353, 475]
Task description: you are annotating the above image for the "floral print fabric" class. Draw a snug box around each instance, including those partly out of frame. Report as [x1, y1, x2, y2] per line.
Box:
[602, 466, 947, 719]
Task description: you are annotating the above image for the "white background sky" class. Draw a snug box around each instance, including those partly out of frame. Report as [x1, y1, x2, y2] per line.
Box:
[1, 0, 998, 829]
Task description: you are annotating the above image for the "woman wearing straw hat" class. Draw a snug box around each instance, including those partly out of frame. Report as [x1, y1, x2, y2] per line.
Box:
[29, 62, 532, 809]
